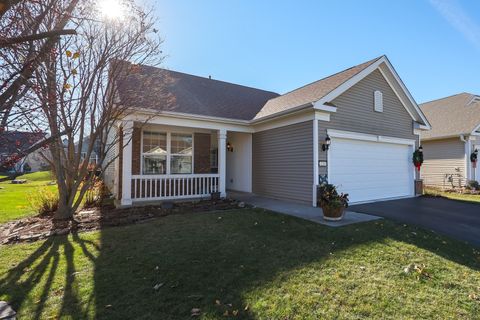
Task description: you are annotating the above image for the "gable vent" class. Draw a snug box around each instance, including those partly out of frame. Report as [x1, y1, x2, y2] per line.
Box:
[374, 90, 383, 112]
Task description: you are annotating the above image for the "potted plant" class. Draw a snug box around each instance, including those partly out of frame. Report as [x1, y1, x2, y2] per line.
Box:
[317, 184, 349, 221]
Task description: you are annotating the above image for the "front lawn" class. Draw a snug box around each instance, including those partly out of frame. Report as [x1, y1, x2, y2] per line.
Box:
[0, 171, 56, 223]
[0, 209, 479, 319]
[425, 187, 480, 203]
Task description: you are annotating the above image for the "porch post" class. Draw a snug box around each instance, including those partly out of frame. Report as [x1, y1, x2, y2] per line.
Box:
[313, 119, 319, 207]
[121, 120, 133, 206]
[218, 128, 227, 197]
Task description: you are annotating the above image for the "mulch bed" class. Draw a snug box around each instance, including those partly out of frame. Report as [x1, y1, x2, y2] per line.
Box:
[0, 199, 248, 245]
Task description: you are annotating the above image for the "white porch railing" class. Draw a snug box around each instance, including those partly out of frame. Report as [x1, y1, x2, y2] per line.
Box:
[131, 174, 220, 201]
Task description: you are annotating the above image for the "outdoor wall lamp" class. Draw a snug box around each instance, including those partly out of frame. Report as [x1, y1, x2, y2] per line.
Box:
[322, 136, 331, 151]
[227, 141, 233, 152]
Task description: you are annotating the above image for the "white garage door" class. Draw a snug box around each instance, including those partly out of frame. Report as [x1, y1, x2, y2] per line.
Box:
[329, 137, 414, 203]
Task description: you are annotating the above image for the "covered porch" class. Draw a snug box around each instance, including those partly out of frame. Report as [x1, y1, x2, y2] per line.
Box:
[117, 115, 252, 206]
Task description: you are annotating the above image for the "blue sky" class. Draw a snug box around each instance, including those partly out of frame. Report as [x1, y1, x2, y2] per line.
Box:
[154, 0, 480, 103]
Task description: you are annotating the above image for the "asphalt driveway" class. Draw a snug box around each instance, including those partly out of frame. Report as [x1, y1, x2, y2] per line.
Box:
[350, 196, 480, 247]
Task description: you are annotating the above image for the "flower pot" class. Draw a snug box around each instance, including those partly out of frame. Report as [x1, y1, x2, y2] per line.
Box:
[321, 205, 345, 221]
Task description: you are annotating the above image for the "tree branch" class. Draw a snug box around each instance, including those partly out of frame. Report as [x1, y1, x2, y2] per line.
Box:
[0, 29, 77, 46]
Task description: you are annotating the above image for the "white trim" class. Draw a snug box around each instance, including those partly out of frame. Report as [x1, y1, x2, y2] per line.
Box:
[327, 129, 416, 145]
[374, 90, 383, 112]
[132, 173, 218, 179]
[314, 56, 431, 130]
[128, 107, 251, 125]
[471, 123, 480, 136]
[125, 112, 253, 133]
[327, 129, 378, 142]
[377, 67, 417, 121]
[461, 135, 472, 181]
[140, 129, 195, 175]
[349, 195, 415, 206]
[251, 102, 314, 123]
[474, 144, 479, 182]
[253, 109, 323, 132]
[378, 135, 416, 146]
[466, 95, 480, 106]
[121, 120, 133, 206]
[314, 110, 330, 121]
[380, 57, 431, 129]
[312, 119, 319, 207]
[313, 104, 337, 113]
[218, 129, 227, 197]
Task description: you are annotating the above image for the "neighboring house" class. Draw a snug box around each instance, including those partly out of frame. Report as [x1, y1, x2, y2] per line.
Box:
[76, 136, 101, 165]
[0, 131, 49, 173]
[104, 55, 431, 206]
[419, 93, 480, 188]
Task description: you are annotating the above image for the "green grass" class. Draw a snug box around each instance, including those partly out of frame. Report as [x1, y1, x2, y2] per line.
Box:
[0, 171, 56, 223]
[0, 209, 479, 319]
[425, 187, 480, 203]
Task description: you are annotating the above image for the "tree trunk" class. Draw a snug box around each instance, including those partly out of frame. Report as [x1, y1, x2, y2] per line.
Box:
[54, 196, 75, 220]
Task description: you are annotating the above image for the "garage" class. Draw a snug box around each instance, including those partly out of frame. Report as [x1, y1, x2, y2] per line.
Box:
[328, 132, 415, 203]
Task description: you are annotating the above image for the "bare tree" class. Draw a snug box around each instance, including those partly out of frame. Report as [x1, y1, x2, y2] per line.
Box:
[22, 0, 163, 219]
[0, 0, 79, 127]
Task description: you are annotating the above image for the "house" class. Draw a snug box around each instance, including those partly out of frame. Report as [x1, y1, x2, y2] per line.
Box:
[104, 55, 431, 207]
[419, 93, 480, 188]
[0, 131, 49, 173]
[76, 136, 101, 165]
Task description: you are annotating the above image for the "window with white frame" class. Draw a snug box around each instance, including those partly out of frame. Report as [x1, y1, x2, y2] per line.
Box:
[142, 131, 193, 175]
[142, 131, 167, 174]
[170, 133, 193, 174]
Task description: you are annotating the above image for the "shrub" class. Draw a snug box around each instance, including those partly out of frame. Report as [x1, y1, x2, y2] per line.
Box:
[466, 180, 480, 191]
[29, 187, 59, 216]
[84, 179, 109, 208]
[317, 183, 349, 208]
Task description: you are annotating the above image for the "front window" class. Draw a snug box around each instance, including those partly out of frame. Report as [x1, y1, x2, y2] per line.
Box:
[142, 131, 193, 175]
[142, 131, 167, 174]
[170, 133, 192, 174]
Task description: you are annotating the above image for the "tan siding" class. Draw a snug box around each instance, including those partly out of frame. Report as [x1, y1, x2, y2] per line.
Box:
[318, 69, 419, 177]
[253, 121, 313, 204]
[421, 138, 466, 188]
[102, 126, 118, 192]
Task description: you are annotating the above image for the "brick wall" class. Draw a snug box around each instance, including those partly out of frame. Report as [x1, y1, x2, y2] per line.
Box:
[131, 126, 141, 175]
[194, 133, 211, 173]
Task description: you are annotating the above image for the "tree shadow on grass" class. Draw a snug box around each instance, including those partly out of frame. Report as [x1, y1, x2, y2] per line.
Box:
[92, 209, 480, 319]
[0, 229, 97, 319]
[1, 208, 478, 319]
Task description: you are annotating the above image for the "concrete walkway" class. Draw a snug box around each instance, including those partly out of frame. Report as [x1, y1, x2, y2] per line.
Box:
[228, 191, 381, 227]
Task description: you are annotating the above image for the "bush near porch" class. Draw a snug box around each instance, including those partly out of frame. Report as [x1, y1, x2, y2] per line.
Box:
[0, 209, 479, 319]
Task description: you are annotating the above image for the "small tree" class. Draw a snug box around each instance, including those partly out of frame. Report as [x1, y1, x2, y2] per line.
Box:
[20, 0, 163, 219]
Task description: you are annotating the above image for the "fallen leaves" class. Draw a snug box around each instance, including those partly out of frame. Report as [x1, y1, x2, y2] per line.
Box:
[191, 308, 201, 317]
[214, 299, 246, 317]
[469, 293, 480, 302]
[404, 263, 432, 280]
[153, 283, 164, 290]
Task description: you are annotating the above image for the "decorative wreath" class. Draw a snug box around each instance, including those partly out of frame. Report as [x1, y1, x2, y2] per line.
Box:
[471, 151, 478, 163]
[412, 149, 424, 171]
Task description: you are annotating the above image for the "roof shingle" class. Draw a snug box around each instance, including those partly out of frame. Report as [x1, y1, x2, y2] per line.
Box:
[419, 93, 480, 140]
[115, 63, 279, 120]
[253, 56, 382, 119]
